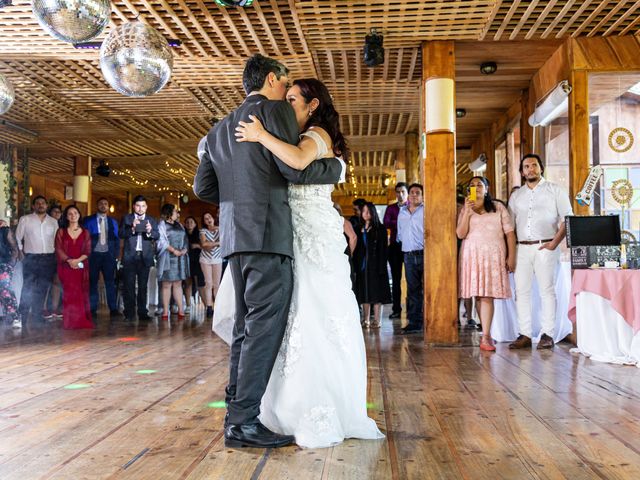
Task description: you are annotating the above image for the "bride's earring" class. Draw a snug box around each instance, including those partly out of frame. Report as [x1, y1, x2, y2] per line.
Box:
[308, 109, 313, 117]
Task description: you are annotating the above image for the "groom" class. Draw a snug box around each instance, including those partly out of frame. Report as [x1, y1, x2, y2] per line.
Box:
[193, 54, 343, 448]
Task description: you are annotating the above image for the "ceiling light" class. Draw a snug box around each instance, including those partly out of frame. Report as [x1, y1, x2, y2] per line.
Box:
[214, 0, 254, 6]
[469, 153, 487, 172]
[480, 62, 497, 75]
[363, 28, 384, 67]
[528, 80, 572, 127]
[456, 108, 466, 118]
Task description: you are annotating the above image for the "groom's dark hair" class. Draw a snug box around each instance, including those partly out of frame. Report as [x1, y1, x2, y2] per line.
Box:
[242, 54, 289, 95]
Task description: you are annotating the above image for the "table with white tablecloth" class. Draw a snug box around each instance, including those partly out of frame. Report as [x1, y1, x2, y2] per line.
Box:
[490, 261, 573, 344]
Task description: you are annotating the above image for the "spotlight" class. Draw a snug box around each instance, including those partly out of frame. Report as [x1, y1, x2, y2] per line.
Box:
[363, 28, 384, 67]
[480, 62, 497, 75]
[456, 108, 467, 118]
[214, 0, 254, 6]
[96, 160, 111, 177]
[381, 174, 392, 189]
[181, 194, 189, 204]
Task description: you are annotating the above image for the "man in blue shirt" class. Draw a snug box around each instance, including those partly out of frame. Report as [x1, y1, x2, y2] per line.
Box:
[83, 198, 120, 318]
[396, 183, 424, 334]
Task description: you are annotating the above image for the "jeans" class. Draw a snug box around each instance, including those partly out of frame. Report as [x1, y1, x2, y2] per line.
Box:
[404, 252, 424, 327]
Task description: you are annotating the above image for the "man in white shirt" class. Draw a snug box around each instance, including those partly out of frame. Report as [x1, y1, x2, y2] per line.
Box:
[508, 154, 573, 350]
[15, 195, 59, 323]
[396, 183, 424, 334]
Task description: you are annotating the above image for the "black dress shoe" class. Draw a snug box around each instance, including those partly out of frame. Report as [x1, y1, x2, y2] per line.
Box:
[138, 314, 152, 321]
[110, 310, 122, 318]
[389, 312, 401, 319]
[224, 422, 295, 449]
[400, 324, 422, 335]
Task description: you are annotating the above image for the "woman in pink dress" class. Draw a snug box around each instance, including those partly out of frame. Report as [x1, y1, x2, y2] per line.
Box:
[55, 205, 93, 329]
[457, 176, 516, 351]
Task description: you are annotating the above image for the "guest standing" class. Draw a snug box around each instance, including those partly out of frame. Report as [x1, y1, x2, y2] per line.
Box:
[0, 220, 20, 328]
[157, 204, 189, 320]
[457, 177, 516, 351]
[83, 198, 120, 318]
[120, 195, 159, 323]
[199, 212, 222, 318]
[354, 202, 391, 328]
[15, 195, 58, 324]
[508, 154, 573, 350]
[396, 183, 424, 334]
[55, 205, 93, 329]
[383, 182, 408, 319]
[184, 216, 205, 312]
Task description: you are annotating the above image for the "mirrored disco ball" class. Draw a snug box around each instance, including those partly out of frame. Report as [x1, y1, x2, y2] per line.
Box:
[31, 0, 110, 44]
[100, 22, 173, 97]
[0, 74, 15, 115]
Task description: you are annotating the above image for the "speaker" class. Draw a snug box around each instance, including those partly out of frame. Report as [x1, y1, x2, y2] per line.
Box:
[363, 30, 384, 67]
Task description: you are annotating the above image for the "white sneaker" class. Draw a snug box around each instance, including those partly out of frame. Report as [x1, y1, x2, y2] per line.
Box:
[12, 318, 21, 329]
[184, 306, 191, 314]
[171, 305, 179, 314]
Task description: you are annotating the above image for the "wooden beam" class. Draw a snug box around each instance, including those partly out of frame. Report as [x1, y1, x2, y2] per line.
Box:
[568, 70, 590, 216]
[422, 41, 458, 346]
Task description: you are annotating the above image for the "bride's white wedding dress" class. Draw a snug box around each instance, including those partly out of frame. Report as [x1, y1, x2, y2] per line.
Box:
[213, 130, 384, 448]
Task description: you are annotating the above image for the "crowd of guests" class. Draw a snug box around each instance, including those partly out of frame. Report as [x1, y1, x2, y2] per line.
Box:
[0, 194, 222, 330]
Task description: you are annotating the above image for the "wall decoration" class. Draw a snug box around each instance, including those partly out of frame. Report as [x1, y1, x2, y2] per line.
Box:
[31, 0, 110, 44]
[607, 127, 634, 153]
[611, 178, 634, 207]
[100, 22, 173, 97]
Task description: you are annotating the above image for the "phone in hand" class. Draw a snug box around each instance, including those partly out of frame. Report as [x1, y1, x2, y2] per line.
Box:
[469, 186, 477, 202]
[134, 222, 147, 233]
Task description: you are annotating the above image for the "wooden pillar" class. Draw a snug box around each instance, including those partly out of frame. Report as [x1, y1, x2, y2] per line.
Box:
[422, 41, 459, 345]
[73, 155, 91, 216]
[126, 191, 133, 214]
[405, 132, 419, 184]
[568, 70, 590, 215]
[520, 88, 533, 156]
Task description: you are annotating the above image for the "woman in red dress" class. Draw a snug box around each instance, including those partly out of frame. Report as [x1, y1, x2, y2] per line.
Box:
[55, 205, 93, 329]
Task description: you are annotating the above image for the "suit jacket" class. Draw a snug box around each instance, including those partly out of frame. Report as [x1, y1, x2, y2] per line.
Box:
[83, 214, 120, 259]
[193, 94, 343, 258]
[119, 213, 160, 267]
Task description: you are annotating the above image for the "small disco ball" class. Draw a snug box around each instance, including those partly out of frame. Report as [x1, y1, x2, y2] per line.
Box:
[31, 0, 110, 44]
[0, 73, 15, 114]
[215, 0, 254, 6]
[100, 22, 173, 97]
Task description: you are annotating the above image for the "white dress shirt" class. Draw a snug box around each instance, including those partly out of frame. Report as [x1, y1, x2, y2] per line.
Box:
[508, 178, 573, 241]
[15, 213, 58, 254]
[134, 214, 145, 251]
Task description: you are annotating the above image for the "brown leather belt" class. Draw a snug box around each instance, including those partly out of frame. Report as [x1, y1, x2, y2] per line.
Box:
[518, 239, 553, 245]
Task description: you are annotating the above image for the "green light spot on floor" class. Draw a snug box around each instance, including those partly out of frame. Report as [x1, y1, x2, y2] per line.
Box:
[64, 384, 91, 390]
[136, 370, 157, 374]
[207, 401, 226, 408]
[366, 402, 378, 409]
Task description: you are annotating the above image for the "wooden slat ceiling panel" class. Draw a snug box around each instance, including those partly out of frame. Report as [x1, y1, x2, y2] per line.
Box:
[1, 1, 636, 197]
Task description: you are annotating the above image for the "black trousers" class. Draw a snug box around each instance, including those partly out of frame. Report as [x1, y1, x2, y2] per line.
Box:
[19, 253, 56, 320]
[388, 241, 404, 313]
[404, 252, 424, 327]
[89, 251, 117, 313]
[225, 253, 293, 425]
[122, 254, 150, 318]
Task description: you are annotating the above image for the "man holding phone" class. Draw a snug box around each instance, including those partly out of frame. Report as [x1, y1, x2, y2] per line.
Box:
[120, 195, 159, 322]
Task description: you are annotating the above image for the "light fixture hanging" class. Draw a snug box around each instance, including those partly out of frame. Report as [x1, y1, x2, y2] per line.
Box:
[528, 80, 572, 127]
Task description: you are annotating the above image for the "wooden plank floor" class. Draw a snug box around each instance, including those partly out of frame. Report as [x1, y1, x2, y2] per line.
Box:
[1, 310, 639, 480]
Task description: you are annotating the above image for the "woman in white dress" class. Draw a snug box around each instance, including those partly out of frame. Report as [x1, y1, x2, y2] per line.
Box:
[217, 78, 384, 449]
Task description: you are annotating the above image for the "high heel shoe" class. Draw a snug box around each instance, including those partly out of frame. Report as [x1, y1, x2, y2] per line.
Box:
[479, 336, 496, 352]
[161, 314, 169, 321]
[177, 313, 185, 320]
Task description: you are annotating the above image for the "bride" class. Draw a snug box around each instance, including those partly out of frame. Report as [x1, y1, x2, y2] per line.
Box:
[214, 78, 384, 449]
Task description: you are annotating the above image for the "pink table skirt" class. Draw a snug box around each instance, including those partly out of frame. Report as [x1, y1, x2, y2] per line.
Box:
[568, 269, 640, 334]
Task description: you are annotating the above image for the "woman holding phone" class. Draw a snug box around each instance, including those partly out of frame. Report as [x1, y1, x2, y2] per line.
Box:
[456, 176, 516, 351]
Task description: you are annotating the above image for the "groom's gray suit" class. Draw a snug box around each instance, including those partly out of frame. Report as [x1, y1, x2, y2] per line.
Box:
[194, 93, 342, 426]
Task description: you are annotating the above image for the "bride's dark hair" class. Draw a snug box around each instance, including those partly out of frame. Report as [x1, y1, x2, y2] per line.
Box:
[293, 78, 349, 161]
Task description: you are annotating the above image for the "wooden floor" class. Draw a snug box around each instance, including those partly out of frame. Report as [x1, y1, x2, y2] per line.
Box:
[1, 310, 639, 480]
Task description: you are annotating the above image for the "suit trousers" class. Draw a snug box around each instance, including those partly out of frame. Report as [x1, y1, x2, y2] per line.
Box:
[514, 244, 560, 338]
[404, 252, 424, 327]
[388, 241, 404, 313]
[19, 253, 56, 321]
[89, 251, 117, 313]
[122, 254, 150, 318]
[225, 253, 293, 425]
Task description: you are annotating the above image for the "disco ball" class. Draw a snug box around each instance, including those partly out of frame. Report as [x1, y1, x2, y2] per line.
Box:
[100, 22, 173, 97]
[31, 0, 110, 44]
[0, 74, 15, 115]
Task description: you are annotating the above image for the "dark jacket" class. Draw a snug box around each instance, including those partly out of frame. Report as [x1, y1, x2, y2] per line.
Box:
[119, 213, 160, 267]
[193, 94, 342, 258]
[83, 214, 119, 258]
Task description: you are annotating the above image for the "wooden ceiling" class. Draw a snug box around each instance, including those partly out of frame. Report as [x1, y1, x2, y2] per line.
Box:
[0, 1, 638, 199]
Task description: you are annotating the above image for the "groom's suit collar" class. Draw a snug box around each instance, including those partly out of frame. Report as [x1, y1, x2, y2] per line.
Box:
[243, 94, 269, 105]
